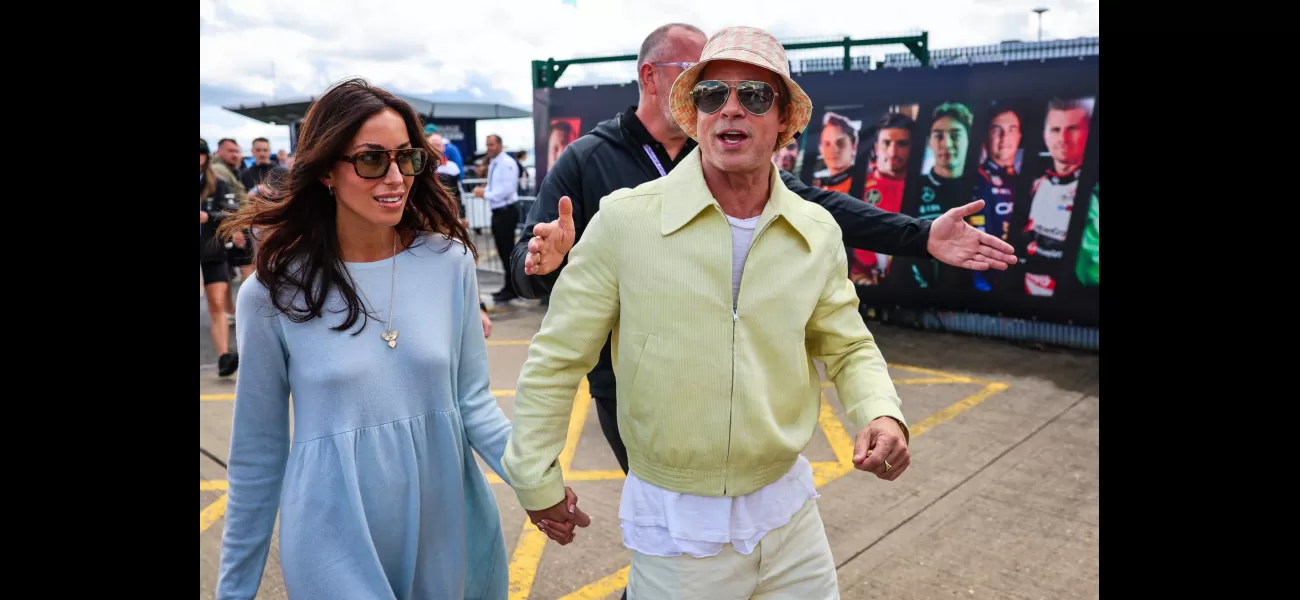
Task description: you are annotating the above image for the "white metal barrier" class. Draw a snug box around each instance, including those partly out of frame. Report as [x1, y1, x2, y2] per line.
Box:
[456, 176, 537, 272]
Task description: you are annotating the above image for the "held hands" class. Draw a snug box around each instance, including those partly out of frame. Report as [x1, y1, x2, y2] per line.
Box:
[527, 486, 592, 545]
[926, 200, 1019, 271]
[524, 196, 576, 276]
[853, 416, 911, 481]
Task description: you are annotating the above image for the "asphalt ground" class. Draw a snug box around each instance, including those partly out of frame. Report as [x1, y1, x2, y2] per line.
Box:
[200, 270, 1099, 599]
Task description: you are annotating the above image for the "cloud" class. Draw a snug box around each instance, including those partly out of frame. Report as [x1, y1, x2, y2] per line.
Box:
[200, 0, 1098, 154]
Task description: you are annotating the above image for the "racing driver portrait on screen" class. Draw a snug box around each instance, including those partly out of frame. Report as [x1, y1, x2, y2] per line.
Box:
[1022, 96, 1092, 297]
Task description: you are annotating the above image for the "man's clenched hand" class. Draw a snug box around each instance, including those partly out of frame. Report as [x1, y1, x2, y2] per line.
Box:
[853, 416, 911, 481]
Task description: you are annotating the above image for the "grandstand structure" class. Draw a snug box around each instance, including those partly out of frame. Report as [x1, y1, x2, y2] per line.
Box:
[788, 36, 1098, 73]
[533, 34, 1099, 89]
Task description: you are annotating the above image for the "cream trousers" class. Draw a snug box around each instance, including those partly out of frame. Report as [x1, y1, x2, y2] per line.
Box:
[627, 497, 839, 600]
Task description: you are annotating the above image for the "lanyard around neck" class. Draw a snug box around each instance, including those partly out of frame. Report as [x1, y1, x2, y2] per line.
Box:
[642, 145, 667, 177]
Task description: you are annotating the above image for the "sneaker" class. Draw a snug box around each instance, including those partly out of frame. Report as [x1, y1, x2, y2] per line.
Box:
[218, 352, 239, 377]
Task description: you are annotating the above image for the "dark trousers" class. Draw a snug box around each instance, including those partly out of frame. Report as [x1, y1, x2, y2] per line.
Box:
[491, 203, 520, 295]
[593, 395, 630, 600]
[594, 396, 630, 474]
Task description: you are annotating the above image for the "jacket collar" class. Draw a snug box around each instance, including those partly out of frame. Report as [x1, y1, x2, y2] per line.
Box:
[660, 147, 814, 246]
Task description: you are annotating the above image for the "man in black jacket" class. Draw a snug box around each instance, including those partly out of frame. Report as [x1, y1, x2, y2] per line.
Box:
[510, 23, 1017, 478]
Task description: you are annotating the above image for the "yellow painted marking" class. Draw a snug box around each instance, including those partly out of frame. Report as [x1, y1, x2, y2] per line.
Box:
[487, 339, 532, 346]
[821, 373, 973, 388]
[507, 379, 592, 600]
[200, 493, 229, 535]
[200, 480, 229, 492]
[561, 373, 1011, 599]
[889, 363, 981, 381]
[557, 566, 631, 600]
[568, 470, 625, 482]
[813, 392, 858, 486]
[493, 389, 516, 397]
[893, 376, 970, 385]
[907, 381, 1010, 437]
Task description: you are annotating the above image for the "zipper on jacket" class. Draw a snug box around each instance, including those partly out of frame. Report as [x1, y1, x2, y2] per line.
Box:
[723, 211, 776, 495]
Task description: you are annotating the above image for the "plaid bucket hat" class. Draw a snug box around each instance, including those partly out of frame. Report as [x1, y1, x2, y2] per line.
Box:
[669, 26, 813, 151]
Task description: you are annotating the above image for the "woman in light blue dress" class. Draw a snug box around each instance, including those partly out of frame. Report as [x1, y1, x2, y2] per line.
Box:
[213, 77, 528, 600]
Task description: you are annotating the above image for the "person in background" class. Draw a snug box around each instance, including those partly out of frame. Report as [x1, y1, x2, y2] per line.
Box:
[213, 77, 537, 600]
[473, 134, 521, 303]
[430, 131, 494, 338]
[209, 138, 252, 323]
[515, 150, 532, 194]
[217, 138, 245, 179]
[241, 137, 288, 192]
[199, 139, 240, 377]
[231, 137, 285, 282]
[425, 123, 464, 175]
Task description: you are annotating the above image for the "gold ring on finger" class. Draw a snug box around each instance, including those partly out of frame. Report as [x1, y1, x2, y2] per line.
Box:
[884, 459, 892, 471]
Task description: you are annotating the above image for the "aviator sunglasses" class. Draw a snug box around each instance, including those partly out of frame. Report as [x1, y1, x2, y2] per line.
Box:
[690, 79, 779, 116]
[339, 148, 432, 179]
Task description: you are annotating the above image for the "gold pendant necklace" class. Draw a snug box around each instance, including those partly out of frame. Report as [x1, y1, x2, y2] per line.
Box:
[350, 233, 399, 349]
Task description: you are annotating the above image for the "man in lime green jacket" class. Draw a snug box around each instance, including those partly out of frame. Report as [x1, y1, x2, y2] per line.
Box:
[503, 26, 910, 597]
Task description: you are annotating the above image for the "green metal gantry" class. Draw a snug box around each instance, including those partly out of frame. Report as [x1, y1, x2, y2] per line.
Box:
[531, 32, 929, 90]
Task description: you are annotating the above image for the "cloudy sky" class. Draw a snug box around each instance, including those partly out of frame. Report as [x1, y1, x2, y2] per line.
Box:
[199, 0, 1099, 158]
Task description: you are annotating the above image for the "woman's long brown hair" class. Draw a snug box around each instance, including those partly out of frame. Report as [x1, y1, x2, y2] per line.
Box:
[217, 77, 476, 334]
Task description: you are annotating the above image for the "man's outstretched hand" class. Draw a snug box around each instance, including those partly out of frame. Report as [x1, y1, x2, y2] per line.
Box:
[527, 486, 592, 545]
[927, 200, 1018, 271]
[524, 196, 576, 276]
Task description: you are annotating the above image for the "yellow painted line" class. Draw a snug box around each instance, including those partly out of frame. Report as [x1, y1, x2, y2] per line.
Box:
[818, 392, 857, 466]
[892, 377, 970, 385]
[820, 372, 974, 388]
[508, 379, 592, 600]
[907, 381, 1010, 437]
[561, 379, 1011, 599]
[557, 566, 631, 600]
[888, 363, 982, 381]
[200, 480, 229, 492]
[493, 389, 516, 397]
[200, 493, 229, 535]
[487, 339, 532, 346]
[568, 470, 626, 482]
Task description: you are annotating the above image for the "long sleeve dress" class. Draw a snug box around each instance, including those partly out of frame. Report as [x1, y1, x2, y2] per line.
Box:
[216, 233, 512, 600]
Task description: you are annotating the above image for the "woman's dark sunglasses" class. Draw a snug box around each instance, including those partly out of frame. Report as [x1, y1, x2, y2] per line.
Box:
[339, 148, 431, 179]
[690, 80, 779, 116]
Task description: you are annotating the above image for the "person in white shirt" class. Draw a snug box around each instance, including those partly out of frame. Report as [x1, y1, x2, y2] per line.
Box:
[473, 134, 521, 301]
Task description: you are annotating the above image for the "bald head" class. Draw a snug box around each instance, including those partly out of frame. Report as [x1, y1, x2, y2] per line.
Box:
[636, 23, 707, 138]
[636, 23, 707, 91]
